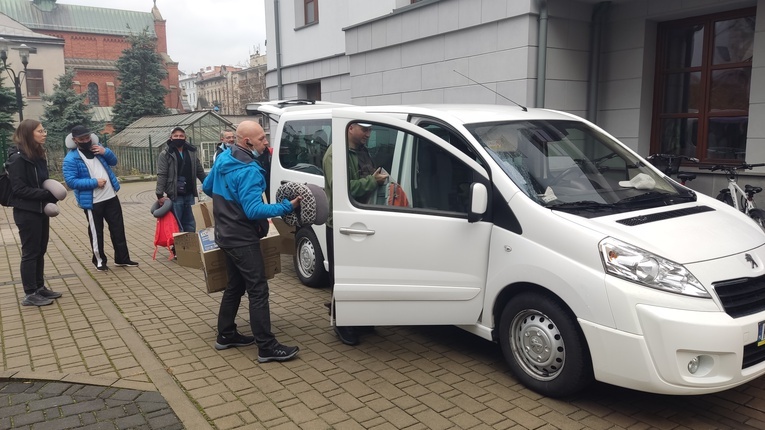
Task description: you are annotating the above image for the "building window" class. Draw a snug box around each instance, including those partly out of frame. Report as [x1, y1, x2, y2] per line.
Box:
[25, 69, 43, 97]
[305, 0, 318, 25]
[652, 8, 754, 161]
[87, 82, 100, 106]
[305, 82, 321, 100]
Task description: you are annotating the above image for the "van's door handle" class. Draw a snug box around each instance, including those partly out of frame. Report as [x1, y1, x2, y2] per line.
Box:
[339, 227, 375, 236]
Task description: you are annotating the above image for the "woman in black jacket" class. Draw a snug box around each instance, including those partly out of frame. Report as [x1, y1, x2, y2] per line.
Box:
[6, 119, 64, 306]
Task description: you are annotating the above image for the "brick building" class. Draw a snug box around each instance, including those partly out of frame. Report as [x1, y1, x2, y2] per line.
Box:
[0, 0, 181, 113]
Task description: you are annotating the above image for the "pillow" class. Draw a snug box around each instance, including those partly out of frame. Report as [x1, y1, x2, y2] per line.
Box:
[42, 179, 67, 201]
[150, 199, 174, 218]
[275, 181, 328, 227]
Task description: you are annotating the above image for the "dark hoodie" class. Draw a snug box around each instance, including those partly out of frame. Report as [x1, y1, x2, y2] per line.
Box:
[5, 145, 56, 213]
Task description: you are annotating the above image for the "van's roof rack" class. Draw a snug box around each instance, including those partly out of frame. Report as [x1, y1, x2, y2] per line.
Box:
[276, 99, 317, 107]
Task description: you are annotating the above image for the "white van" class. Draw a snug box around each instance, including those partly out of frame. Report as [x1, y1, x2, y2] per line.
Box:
[251, 101, 765, 398]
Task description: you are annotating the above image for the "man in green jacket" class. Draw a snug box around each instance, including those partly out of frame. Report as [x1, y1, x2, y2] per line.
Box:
[323, 122, 388, 345]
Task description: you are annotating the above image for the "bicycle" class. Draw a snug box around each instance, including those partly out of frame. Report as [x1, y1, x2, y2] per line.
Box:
[646, 153, 699, 186]
[700, 162, 765, 229]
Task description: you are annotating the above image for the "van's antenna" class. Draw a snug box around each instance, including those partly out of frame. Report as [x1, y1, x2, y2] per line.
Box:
[453, 70, 527, 112]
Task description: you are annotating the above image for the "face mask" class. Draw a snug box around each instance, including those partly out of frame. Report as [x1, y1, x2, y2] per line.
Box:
[171, 138, 185, 146]
[77, 140, 92, 149]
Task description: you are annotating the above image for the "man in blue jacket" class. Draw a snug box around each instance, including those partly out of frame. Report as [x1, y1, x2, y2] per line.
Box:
[63, 125, 138, 272]
[203, 120, 301, 363]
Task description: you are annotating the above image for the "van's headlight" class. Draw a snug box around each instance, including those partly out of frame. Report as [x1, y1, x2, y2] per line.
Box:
[599, 238, 710, 298]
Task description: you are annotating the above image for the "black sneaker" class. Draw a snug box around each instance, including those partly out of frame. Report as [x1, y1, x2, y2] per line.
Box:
[22, 293, 53, 307]
[115, 261, 139, 267]
[334, 326, 359, 346]
[95, 264, 108, 272]
[257, 344, 299, 363]
[214, 331, 256, 350]
[36, 286, 62, 299]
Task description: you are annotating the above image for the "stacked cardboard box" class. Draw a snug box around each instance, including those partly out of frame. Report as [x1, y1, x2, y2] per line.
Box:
[175, 201, 283, 293]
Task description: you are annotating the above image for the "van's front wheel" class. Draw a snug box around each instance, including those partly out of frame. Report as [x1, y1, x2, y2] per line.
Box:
[499, 292, 593, 398]
[294, 228, 328, 288]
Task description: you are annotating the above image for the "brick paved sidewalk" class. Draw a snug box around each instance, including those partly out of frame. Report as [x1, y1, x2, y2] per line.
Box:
[0, 380, 182, 429]
[3, 180, 765, 429]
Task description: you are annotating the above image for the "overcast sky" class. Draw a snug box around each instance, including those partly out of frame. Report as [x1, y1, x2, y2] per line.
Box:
[58, 0, 267, 74]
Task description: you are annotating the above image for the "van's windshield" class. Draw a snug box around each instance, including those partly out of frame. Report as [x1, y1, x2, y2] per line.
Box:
[466, 120, 696, 215]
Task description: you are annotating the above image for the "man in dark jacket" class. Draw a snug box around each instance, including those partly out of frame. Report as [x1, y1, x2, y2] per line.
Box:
[203, 120, 301, 363]
[63, 125, 138, 272]
[155, 126, 207, 232]
[212, 129, 234, 164]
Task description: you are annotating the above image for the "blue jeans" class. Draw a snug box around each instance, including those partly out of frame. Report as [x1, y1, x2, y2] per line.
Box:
[173, 193, 196, 232]
[217, 242, 278, 350]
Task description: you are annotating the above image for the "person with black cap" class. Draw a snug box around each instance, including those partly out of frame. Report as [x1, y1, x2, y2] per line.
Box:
[63, 125, 138, 272]
[155, 126, 207, 232]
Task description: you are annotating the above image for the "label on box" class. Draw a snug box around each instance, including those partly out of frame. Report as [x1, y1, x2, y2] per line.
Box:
[198, 227, 218, 252]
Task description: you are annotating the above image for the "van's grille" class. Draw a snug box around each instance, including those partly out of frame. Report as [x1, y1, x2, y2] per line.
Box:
[714, 276, 765, 318]
[743, 341, 765, 369]
[616, 206, 714, 226]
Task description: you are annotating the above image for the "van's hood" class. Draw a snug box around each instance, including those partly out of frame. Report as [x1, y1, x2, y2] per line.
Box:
[554, 201, 765, 264]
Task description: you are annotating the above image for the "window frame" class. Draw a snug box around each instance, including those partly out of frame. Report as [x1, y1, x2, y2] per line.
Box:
[304, 0, 318, 25]
[24, 69, 44, 98]
[650, 7, 755, 163]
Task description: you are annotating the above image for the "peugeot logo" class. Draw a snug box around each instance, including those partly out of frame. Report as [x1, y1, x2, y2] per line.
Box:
[746, 253, 759, 269]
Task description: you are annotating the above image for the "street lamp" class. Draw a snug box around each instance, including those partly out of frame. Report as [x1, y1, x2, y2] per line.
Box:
[0, 37, 32, 121]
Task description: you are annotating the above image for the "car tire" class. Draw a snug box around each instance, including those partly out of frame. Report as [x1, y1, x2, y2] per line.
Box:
[293, 227, 328, 288]
[499, 291, 593, 398]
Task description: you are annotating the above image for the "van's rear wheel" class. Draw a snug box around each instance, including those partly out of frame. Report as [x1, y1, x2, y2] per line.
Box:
[499, 292, 592, 398]
[294, 228, 328, 288]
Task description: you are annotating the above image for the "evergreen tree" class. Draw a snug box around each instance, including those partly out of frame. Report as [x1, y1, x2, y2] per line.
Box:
[112, 29, 169, 133]
[40, 68, 100, 151]
[0, 71, 19, 153]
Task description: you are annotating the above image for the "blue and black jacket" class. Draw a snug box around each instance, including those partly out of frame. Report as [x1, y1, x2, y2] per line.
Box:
[202, 144, 292, 248]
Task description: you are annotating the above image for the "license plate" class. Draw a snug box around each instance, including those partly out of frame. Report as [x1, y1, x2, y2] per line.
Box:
[759, 321, 765, 347]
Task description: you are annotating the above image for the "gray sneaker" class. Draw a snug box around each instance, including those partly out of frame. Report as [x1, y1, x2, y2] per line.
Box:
[36, 286, 62, 299]
[257, 344, 299, 363]
[22, 293, 53, 307]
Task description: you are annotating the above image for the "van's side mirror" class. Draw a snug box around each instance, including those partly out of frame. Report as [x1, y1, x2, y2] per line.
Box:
[468, 182, 488, 223]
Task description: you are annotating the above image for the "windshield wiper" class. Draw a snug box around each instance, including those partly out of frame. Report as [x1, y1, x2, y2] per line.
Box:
[615, 191, 694, 206]
[549, 200, 616, 211]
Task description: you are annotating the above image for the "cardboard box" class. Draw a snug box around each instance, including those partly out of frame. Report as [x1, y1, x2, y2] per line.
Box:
[271, 217, 296, 255]
[192, 201, 214, 229]
[175, 226, 283, 294]
[174, 232, 203, 269]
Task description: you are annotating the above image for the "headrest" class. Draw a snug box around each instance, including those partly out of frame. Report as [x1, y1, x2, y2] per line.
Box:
[275, 182, 328, 227]
[65, 133, 100, 149]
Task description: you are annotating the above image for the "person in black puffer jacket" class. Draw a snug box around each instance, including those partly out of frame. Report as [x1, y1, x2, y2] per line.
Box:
[6, 119, 64, 307]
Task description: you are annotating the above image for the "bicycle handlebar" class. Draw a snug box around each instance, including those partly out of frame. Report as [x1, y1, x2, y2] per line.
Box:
[647, 154, 700, 163]
[699, 162, 765, 172]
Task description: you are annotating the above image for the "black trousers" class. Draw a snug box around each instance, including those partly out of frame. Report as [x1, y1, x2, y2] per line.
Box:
[85, 196, 130, 267]
[218, 242, 278, 350]
[14, 209, 49, 295]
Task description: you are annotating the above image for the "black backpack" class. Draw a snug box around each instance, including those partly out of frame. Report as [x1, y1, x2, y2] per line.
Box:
[0, 153, 18, 207]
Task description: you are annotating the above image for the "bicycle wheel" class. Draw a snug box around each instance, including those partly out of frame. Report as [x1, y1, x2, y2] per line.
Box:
[748, 208, 765, 232]
[716, 190, 734, 207]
